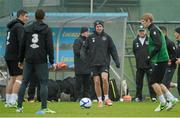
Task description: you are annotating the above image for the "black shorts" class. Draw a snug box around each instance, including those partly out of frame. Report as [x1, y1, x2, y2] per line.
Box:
[150, 62, 167, 84]
[6, 60, 23, 76]
[91, 65, 109, 76]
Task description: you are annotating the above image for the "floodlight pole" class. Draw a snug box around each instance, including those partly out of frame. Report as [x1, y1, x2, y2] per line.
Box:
[90, 0, 93, 13]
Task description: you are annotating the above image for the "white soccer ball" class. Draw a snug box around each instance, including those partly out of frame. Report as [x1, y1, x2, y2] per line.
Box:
[80, 97, 92, 108]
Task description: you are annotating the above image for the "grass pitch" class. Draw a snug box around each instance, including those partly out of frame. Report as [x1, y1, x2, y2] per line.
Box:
[0, 101, 180, 117]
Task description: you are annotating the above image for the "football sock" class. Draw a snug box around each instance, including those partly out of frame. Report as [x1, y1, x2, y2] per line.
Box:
[6, 94, 11, 104]
[11, 93, 18, 103]
[104, 95, 109, 101]
[97, 96, 102, 102]
[159, 94, 166, 105]
[164, 91, 175, 100]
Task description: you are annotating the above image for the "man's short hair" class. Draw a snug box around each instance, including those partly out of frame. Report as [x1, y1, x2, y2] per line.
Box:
[94, 20, 104, 28]
[35, 9, 45, 20]
[159, 26, 167, 33]
[175, 27, 180, 34]
[141, 13, 154, 22]
[17, 9, 28, 18]
[80, 27, 89, 34]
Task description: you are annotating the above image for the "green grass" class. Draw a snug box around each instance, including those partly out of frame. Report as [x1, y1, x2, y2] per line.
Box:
[0, 101, 180, 117]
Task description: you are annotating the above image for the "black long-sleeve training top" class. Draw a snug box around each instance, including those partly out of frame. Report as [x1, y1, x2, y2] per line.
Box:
[19, 21, 54, 65]
[5, 19, 24, 60]
[86, 31, 120, 68]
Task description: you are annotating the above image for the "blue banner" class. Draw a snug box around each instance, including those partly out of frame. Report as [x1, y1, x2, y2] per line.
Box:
[0, 26, 93, 68]
[56, 27, 93, 68]
[58, 27, 82, 67]
[0, 27, 6, 57]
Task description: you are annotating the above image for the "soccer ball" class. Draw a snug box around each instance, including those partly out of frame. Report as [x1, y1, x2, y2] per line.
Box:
[80, 98, 92, 108]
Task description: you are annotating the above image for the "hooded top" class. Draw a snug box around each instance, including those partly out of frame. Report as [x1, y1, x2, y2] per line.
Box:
[4, 18, 25, 60]
[86, 31, 120, 67]
[19, 21, 54, 65]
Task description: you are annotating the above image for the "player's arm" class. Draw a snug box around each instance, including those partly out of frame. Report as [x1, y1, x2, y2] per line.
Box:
[46, 28, 54, 65]
[169, 41, 176, 62]
[73, 38, 81, 57]
[108, 36, 120, 68]
[149, 28, 162, 59]
[16, 25, 25, 46]
[18, 30, 26, 69]
[132, 39, 136, 56]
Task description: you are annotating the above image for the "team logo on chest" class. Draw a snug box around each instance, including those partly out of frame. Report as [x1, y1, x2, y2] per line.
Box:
[136, 43, 139, 47]
[173, 46, 176, 50]
[102, 36, 107, 41]
[92, 37, 95, 43]
[30, 34, 39, 49]
[153, 31, 157, 35]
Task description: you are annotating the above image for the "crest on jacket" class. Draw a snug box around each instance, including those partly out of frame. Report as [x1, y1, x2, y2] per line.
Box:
[102, 36, 107, 41]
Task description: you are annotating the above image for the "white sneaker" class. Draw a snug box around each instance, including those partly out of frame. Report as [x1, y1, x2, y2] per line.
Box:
[166, 99, 177, 111]
[135, 98, 141, 102]
[151, 98, 157, 103]
[16, 107, 23, 113]
[9, 102, 17, 108]
[154, 103, 167, 112]
[5, 102, 17, 108]
[4, 103, 10, 108]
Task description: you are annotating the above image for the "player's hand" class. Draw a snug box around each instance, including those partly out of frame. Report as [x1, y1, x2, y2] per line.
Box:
[18, 62, 24, 69]
[52, 63, 57, 71]
[176, 58, 180, 64]
[168, 60, 172, 65]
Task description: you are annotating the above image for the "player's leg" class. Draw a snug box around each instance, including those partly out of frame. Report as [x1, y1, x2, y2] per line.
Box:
[93, 75, 102, 107]
[5, 77, 15, 106]
[162, 67, 176, 89]
[100, 66, 112, 106]
[11, 75, 22, 105]
[17, 62, 32, 112]
[158, 62, 177, 110]
[10, 60, 23, 106]
[152, 83, 167, 112]
[5, 60, 16, 107]
[91, 66, 103, 107]
[27, 75, 37, 102]
[160, 84, 177, 110]
[150, 63, 167, 112]
[146, 68, 157, 102]
[35, 63, 55, 114]
[101, 72, 112, 106]
[75, 74, 83, 101]
[135, 68, 144, 101]
[83, 74, 91, 98]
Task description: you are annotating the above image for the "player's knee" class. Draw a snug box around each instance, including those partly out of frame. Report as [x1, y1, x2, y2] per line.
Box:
[94, 79, 100, 86]
[102, 77, 108, 84]
[15, 80, 22, 85]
